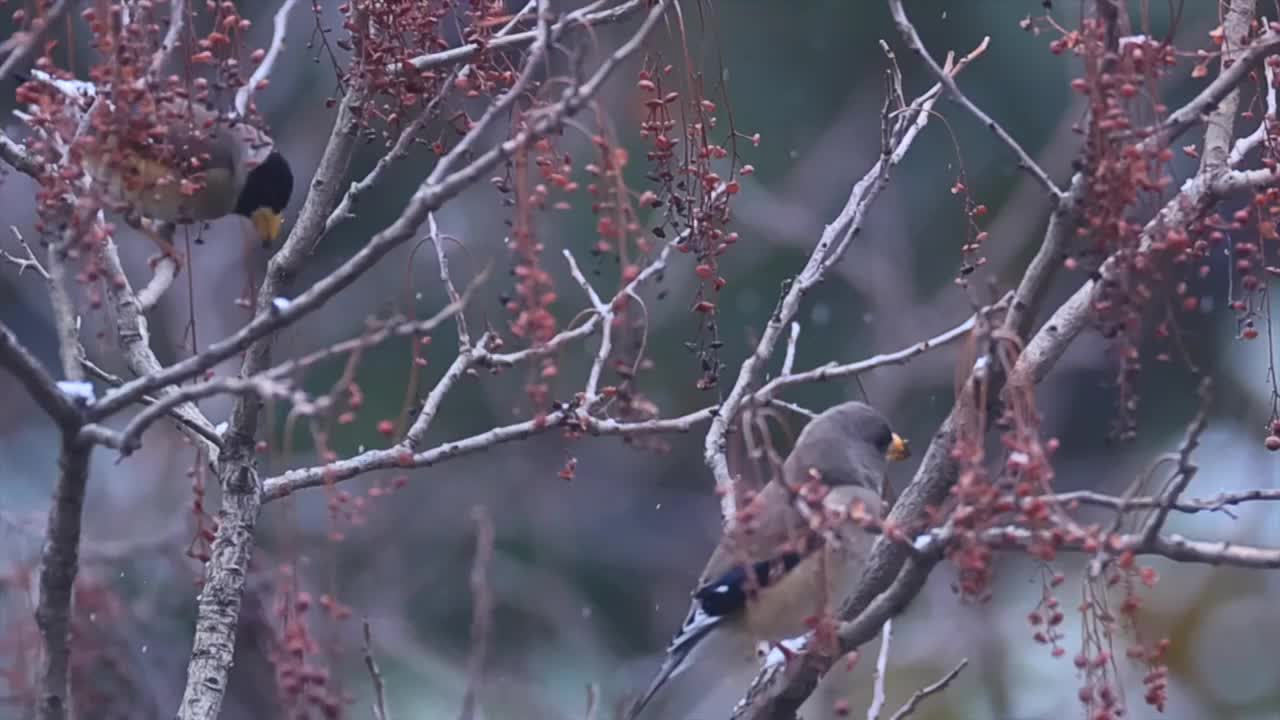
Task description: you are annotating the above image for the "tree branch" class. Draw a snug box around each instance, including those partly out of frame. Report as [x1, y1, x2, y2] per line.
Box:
[233, 0, 299, 117]
[887, 659, 968, 720]
[703, 43, 972, 520]
[731, 9, 1280, 717]
[887, 0, 1063, 200]
[35, 432, 91, 720]
[175, 3, 670, 716]
[0, 320, 83, 431]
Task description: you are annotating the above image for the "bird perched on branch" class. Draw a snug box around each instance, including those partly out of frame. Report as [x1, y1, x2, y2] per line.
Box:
[628, 401, 909, 720]
[15, 70, 293, 257]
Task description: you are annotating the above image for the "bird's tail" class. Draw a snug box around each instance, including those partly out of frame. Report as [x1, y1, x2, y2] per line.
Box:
[626, 617, 759, 720]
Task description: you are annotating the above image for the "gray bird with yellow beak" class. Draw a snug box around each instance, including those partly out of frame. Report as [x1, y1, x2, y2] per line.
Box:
[628, 401, 909, 720]
[20, 70, 293, 249]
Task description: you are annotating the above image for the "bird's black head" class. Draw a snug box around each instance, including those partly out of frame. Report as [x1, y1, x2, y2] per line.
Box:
[236, 150, 294, 244]
[237, 150, 293, 216]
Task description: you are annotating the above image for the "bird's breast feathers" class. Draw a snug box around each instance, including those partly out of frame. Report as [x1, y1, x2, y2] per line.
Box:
[85, 151, 237, 222]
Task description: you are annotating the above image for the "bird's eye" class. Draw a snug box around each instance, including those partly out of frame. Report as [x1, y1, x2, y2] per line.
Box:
[875, 425, 895, 452]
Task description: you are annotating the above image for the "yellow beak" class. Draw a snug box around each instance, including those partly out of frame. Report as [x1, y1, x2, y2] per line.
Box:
[887, 433, 911, 461]
[251, 207, 284, 246]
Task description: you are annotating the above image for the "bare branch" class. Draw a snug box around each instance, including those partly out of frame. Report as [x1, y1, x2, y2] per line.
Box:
[0, 0, 73, 82]
[116, 298, 473, 454]
[1196, 0, 1253, 174]
[458, 506, 495, 720]
[887, 659, 968, 720]
[403, 343, 477, 450]
[79, 359, 224, 451]
[99, 239, 221, 462]
[135, 254, 179, 313]
[1138, 378, 1211, 544]
[2, 226, 50, 280]
[887, 1, 1062, 199]
[234, 0, 300, 117]
[405, 0, 647, 73]
[866, 619, 893, 720]
[0, 321, 83, 430]
[1157, 31, 1280, 147]
[1042, 487, 1280, 515]
[148, 0, 188, 80]
[325, 74, 459, 238]
[262, 406, 719, 501]
[35, 433, 91, 720]
[260, 288, 964, 500]
[563, 249, 612, 407]
[430, 213, 471, 348]
[927, 524, 1280, 571]
[29, 225, 96, 720]
[475, 243, 672, 369]
[1212, 166, 1280, 194]
[754, 304, 994, 403]
[363, 620, 392, 720]
[1229, 62, 1277, 166]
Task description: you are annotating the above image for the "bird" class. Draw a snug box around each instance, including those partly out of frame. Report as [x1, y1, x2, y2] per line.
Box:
[15, 70, 293, 256]
[627, 401, 909, 720]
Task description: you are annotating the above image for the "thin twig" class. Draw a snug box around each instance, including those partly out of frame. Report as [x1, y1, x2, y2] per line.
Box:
[866, 619, 893, 720]
[324, 71, 459, 238]
[1139, 379, 1211, 544]
[117, 296, 474, 454]
[2, 226, 51, 280]
[780, 322, 801, 377]
[754, 306, 993, 403]
[363, 619, 392, 720]
[0, 0, 73, 81]
[262, 406, 713, 500]
[887, 1, 1063, 199]
[404, 0, 645, 72]
[1040, 487, 1280, 515]
[458, 506, 495, 720]
[234, 0, 300, 117]
[920, 523, 1280, 570]
[887, 659, 968, 720]
[430, 213, 471, 348]
[563, 249, 612, 406]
